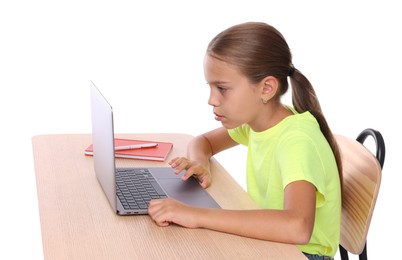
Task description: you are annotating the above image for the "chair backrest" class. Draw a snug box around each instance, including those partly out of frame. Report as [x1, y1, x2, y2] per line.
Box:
[335, 128, 385, 259]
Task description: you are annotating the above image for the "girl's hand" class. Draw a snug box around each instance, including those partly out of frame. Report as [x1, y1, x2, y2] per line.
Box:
[168, 157, 212, 189]
[148, 198, 201, 228]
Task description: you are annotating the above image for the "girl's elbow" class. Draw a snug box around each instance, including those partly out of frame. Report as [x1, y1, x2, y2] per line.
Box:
[291, 219, 314, 244]
[296, 228, 313, 245]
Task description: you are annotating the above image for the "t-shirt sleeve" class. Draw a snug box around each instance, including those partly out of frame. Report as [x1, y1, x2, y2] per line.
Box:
[228, 125, 250, 146]
[277, 133, 327, 208]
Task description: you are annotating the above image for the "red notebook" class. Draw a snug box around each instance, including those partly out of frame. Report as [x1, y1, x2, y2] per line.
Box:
[84, 138, 173, 161]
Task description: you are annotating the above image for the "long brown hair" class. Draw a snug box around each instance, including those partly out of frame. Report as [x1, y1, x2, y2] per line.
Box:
[207, 22, 342, 178]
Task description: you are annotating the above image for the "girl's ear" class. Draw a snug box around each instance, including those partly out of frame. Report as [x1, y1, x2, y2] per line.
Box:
[261, 76, 279, 102]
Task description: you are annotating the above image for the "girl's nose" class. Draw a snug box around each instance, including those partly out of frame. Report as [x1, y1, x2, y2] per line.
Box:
[208, 90, 219, 107]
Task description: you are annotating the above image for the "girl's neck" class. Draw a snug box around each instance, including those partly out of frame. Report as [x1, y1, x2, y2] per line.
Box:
[250, 103, 293, 132]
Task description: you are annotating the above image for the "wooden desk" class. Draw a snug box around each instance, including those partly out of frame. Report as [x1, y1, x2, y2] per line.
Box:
[32, 133, 305, 259]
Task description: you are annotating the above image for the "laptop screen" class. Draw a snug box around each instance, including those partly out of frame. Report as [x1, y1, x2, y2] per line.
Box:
[90, 81, 118, 211]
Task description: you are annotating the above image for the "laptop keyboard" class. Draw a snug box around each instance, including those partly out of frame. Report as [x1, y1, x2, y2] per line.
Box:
[116, 168, 168, 210]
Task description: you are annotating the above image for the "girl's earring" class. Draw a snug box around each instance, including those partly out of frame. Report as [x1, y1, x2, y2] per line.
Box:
[262, 98, 268, 104]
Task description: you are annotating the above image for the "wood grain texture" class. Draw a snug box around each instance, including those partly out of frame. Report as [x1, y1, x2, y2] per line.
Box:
[32, 133, 305, 260]
[335, 135, 382, 255]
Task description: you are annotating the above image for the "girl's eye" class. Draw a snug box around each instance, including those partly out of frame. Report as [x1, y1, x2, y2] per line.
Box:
[217, 86, 227, 93]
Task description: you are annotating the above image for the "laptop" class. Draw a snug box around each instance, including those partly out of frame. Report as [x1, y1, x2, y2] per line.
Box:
[89, 81, 220, 215]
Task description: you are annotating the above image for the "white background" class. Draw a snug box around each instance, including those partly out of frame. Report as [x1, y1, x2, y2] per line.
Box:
[1, 1, 400, 259]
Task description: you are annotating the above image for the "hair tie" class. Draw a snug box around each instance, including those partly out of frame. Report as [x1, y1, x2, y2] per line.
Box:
[288, 63, 295, 77]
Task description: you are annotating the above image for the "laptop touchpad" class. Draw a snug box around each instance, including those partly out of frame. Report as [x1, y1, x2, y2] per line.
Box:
[159, 178, 221, 208]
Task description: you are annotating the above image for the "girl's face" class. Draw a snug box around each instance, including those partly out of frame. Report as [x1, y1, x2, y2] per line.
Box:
[204, 54, 265, 130]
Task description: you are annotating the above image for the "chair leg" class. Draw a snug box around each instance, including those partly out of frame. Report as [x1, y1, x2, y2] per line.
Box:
[339, 245, 349, 260]
[359, 243, 368, 260]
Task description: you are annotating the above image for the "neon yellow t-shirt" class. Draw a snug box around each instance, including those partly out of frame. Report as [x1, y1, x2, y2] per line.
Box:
[228, 108, 341, 257]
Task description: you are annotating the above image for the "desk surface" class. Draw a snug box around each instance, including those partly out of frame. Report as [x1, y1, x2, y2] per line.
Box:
[32, 133, 305, 259]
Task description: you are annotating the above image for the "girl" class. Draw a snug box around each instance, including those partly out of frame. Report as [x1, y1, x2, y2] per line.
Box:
[148, 22, 342, 260]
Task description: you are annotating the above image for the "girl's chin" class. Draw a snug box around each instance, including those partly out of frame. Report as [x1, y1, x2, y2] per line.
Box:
[220, 120, 241, 130]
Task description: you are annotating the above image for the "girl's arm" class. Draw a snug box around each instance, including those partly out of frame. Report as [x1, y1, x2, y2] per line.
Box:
[169, 127, 237, 188]
[188, 126, 238, 163]
[149, 127, 316, 244]
[148, 180, 316, 245]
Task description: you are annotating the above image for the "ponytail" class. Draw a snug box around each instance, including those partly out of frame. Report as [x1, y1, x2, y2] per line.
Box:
[290, 69, 343, 180]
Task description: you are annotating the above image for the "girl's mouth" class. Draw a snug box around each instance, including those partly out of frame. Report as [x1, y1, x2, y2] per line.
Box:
[214, 113, 224, 121]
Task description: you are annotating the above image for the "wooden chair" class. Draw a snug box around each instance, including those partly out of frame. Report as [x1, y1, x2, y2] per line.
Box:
[335, 128, 385, 260]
